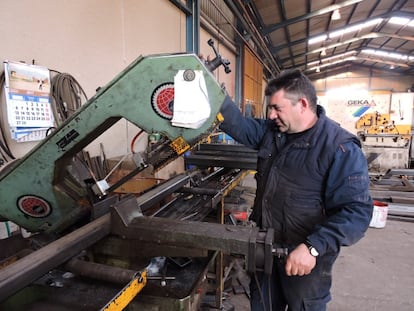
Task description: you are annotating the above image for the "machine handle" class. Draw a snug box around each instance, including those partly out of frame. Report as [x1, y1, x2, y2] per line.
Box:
[205, 39, 231, 74]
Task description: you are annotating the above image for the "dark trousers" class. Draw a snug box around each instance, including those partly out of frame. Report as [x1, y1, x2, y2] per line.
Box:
[250, 252, 338, 311]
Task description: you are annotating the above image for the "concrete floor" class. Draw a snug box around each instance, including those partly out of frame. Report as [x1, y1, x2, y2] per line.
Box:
[330, 219, 414, 311]
[226, 219, 414, 311]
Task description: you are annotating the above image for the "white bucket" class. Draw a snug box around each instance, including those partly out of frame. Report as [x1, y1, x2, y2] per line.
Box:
[369, 201, 388, 228]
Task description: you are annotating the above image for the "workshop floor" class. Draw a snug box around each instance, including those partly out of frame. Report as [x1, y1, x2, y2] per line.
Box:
[226, 219, 414, 311]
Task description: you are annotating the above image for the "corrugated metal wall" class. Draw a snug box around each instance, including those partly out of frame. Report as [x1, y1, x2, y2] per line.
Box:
[200, 0, 236, 41]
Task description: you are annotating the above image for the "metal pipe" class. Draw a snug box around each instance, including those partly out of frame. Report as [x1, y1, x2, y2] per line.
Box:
[65, 257, 136, 285]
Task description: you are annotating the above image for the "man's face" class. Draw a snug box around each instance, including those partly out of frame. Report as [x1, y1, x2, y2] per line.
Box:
[267, 89, 302, 133]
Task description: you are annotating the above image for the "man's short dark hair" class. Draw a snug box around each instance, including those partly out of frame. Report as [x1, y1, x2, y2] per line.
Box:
[265, 69, 318, 112]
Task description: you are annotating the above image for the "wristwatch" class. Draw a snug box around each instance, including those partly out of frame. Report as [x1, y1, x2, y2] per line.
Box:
[305, 241, 319, 257]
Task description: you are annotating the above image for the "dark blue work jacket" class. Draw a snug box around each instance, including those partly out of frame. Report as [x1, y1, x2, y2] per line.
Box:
[219, 96, 373, 256]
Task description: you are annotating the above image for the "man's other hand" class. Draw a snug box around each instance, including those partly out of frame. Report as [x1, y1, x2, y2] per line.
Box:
[285, 243, 316, 276]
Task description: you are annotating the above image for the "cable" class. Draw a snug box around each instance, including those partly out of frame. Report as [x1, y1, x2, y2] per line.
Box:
[130, 130, 145, 154]
[254, 272, 268, 311]
[267, 274, 272, 311]
[45, 127, 56, 137]
[50, 70, 88, 125]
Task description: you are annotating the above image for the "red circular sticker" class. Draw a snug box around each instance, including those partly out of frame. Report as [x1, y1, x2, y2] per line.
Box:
[17, 195, 51, 218]
[151, 83, 175, 120]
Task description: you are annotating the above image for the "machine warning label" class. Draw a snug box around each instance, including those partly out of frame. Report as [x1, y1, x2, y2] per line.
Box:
[17, 195, 52, 218]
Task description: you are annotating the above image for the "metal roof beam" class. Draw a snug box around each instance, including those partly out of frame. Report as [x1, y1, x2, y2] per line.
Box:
[354, 56, 410, 67]
[262, 0, 365, 35]
[304, 10, 414, 45]
[279, 31, 414, 64]
[307, 32, 414, 55]
[289, 48, 412, 71]
[279, 0, 295, 66]
[274, 10, 414, 54]
[304, 55, 411, 72]
[272, 11, 414, 55]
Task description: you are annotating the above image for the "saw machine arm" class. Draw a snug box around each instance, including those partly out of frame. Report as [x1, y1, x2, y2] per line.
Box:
[0, 53, 227, 233]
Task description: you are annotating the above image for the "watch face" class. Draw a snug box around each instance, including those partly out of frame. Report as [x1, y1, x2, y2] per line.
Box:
[310, 247, 319, 257]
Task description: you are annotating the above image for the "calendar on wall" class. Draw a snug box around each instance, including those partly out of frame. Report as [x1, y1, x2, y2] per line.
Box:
[3, 61, 54, 142]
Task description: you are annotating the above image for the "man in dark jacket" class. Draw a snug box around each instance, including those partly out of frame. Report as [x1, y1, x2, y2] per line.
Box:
[219, 69, 373, 311]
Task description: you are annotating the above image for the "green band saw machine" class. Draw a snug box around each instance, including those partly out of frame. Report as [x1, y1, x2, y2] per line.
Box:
[0, 53, 227, 233]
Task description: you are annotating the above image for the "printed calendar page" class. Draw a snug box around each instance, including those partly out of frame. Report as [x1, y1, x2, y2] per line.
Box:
[3, 61, 54, 141]
[6, 92, 53, 127]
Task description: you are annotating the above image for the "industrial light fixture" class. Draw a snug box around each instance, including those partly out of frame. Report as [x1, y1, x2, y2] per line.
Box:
[309, 34, 327, 45]
[308, 18, 383, 45]
[390, 64, 395, 69]
[320, 48, 327, 56]
[329, 18, 383, 38]
[308, 51, 357, 67]
[388, 16, 414, 26]
[361, 49, 414, 61]
[307, 55, 357, 72]
[332, 9, 341, 21]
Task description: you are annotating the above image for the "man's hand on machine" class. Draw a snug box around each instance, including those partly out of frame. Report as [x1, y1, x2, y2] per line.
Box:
[285, 243, 316, 276]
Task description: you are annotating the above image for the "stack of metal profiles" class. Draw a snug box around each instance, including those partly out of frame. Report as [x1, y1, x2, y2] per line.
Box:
[369, 168, 414, 222]
[185, 143, 258, 170]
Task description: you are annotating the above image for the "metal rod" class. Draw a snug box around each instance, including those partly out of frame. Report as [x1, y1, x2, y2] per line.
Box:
[103, 153, 129, 181]
[150, 196, 179, 217]
[200, 167, 225, 182]
[105, 163, 149, 194]
[137, 173, 190, 212]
